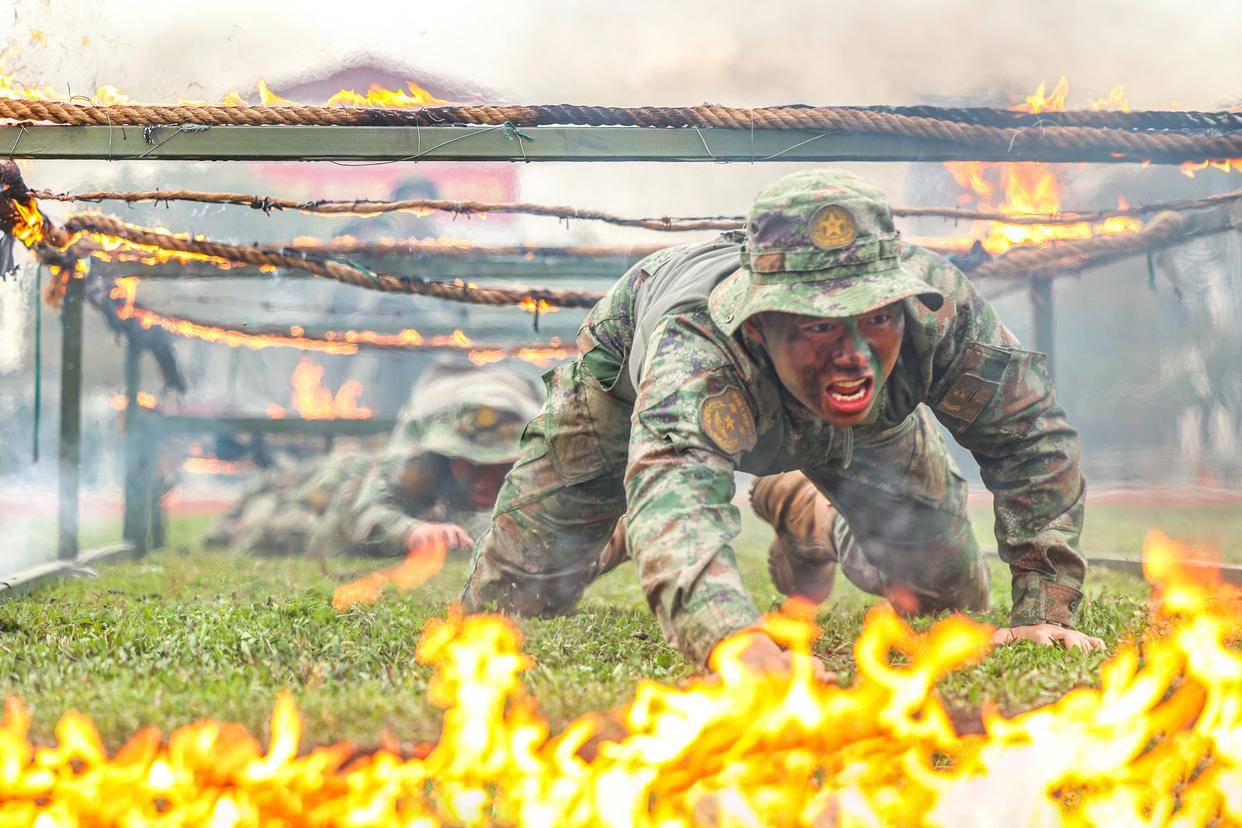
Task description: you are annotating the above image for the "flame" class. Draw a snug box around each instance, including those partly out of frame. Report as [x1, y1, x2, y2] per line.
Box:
[1022, 76, 1070, 114]
[109, 391, 156, 411]
[254, 79, 292, 106]
[288, 357, 373, 420]
[1, 530, 1239, 824]
[933, 79, 1144, 255]
[1181, 158, 1242, 178]
[325, 81, 450, 109]
[332, 536, 450, 611]
[518, 297, 560, 315]
[7, 197, 46, 247]
[1093, 85, 1131, 113]
[468, 344, 571, 368]
[0, 62, 449, 109]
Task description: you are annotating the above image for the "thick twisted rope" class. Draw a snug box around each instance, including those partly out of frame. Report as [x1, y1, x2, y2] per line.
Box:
[33, 186, 1242, 230]
[5, 100, 1242, 160]
[52, 214, 605, 308]
[968, 209, 1238, 280]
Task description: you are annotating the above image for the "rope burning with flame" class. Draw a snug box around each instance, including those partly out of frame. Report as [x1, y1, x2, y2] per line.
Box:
[109, 277, 573, 366]
[0, 530, 1238, 825]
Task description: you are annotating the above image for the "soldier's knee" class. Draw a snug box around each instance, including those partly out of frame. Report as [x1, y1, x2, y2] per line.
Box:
[750, 471, 820, 529]
[767, 537, 837, 604]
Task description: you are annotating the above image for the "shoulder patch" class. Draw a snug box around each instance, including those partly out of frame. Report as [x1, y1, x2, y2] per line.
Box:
[700, 387, 757, 455]
[934, 374, 1000, 427]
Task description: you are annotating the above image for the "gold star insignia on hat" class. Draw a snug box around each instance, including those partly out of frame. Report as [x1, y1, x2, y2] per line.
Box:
[809, 205, 857, 251]
[472, 406, 498, 429]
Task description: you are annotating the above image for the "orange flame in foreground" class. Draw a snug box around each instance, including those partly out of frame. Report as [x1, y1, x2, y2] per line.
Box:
[2, 530, 1240, 825]
[332, 537, 450, 611]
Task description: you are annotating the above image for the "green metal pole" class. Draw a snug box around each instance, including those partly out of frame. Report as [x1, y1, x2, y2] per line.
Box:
[121, 337, 148, 556]
[31, 266, 42, 463]
[1031, 276, 1055, 380]
[57, 276, 84, 561]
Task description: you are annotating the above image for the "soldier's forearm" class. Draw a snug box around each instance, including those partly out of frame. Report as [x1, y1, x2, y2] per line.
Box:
[350, 504, 420, 558]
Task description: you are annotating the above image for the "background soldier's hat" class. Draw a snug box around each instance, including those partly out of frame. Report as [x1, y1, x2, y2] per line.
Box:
[709, 169, 944, 335]
[391, 359, 544, 466]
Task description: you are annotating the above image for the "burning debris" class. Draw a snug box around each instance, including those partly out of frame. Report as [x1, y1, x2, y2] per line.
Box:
[0, 532, 1238, 825]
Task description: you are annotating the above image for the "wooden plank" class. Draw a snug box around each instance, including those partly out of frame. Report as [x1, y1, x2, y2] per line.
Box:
[0, 124, 1181, 164]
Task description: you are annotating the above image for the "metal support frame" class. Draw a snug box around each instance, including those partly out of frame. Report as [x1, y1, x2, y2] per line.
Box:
[0, 124, 1195, 164]
[120, 412, 399, 554]
[94, 253, 640, 284]
[57, 276, 84, 561]
[121, 337, 150, 557]
[1030, 276, 1056, 379]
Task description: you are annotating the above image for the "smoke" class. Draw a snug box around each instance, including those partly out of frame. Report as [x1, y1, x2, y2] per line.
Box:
[6, 0, 1240, 108]
[0, 265, 33, 374]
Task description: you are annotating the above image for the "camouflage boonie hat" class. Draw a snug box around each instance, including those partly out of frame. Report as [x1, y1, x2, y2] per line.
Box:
[393, 360, 543, 466]
[709, 169, 944, 335]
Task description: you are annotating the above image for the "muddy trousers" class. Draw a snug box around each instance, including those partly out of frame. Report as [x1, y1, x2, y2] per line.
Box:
[463, 361, 989, 618]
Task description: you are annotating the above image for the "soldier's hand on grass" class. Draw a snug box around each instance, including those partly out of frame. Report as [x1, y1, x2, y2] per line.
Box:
[405, 522, 472, 555]
[723, 631, 836, 683]
[990, 623, 1105, 653]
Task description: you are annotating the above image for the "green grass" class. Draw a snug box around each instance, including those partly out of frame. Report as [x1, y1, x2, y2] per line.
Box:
[0, 503, 1235, 752]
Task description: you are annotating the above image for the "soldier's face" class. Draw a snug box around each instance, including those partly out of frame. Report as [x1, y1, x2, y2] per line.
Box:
[450, 459, 512, 508]
[748, 304, 904, 426]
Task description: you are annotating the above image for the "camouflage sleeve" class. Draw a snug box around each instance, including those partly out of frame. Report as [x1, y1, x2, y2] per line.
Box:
[624, 314, 762, 666]
[348, 453, 422, 558]
[924, 265, 1086, 629]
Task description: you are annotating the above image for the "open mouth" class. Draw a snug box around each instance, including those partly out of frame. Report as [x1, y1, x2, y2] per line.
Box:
[824, 376, 874, 415]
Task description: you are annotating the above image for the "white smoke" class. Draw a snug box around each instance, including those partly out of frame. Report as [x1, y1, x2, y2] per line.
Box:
[0, 265, 33, 374]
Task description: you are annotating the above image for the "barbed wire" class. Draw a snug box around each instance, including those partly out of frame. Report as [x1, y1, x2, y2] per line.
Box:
[30, 186, 1242, 229]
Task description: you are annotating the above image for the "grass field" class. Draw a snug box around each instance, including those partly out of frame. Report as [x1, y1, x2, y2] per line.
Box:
[0, 501, 1238, 752]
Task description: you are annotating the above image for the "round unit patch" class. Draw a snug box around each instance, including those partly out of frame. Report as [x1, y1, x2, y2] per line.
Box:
[699, 387, 757, 455]
[472, 405, 498, 429]
[808, 205, 857, 251]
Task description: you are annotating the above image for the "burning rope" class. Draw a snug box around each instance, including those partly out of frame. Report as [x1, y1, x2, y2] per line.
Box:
[2, 98, 1242, 161]
[112, 281, 572, 363]
[39, 214, 606, 309]
[4, 100, 1242, 161]
[969, 206, 1240, 280]
[32, 186, 1242, 230]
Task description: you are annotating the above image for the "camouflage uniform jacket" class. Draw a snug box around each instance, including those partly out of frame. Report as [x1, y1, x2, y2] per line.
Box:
[583, 234, 1086, 661]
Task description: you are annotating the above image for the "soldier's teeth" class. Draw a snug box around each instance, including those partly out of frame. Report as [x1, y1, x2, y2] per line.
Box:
[829, 386, 867, 402]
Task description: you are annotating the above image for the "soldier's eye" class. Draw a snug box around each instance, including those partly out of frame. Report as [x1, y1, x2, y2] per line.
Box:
[803, 322, 837, 334]
[869, 312, 891, 325]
